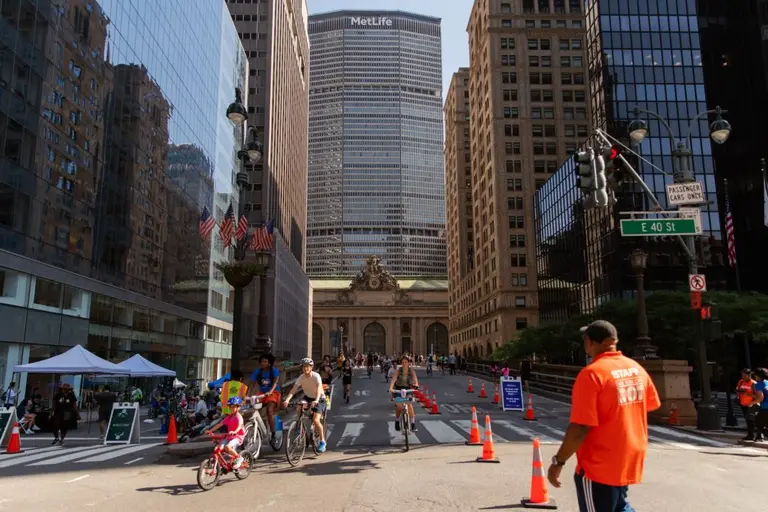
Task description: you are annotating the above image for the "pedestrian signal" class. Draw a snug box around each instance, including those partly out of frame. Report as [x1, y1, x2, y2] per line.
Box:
[700, 305, 712, 320]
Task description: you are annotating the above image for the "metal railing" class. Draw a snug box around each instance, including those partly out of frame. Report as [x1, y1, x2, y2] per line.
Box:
[464, 362, 577, 402]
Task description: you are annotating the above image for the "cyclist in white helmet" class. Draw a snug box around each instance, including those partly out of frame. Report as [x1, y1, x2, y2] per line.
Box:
[282, 358, 327, 452]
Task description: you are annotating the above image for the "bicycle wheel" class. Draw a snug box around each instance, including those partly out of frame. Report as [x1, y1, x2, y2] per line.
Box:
[197, 456, 220, 491]
[285, 422, 306, 467]
[234, 451, 253, 480]
[402, 412, 410, 451]
[244, 423, 262, 460]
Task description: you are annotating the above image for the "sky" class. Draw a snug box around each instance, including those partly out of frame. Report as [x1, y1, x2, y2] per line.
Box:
[306, 0, 475, 98]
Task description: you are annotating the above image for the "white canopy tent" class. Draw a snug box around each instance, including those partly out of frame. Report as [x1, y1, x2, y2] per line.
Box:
[114, 354, 176, 378]
[13, 344, 130, 375]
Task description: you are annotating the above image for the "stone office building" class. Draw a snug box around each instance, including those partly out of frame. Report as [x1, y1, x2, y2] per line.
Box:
[310, 257, 449, 361]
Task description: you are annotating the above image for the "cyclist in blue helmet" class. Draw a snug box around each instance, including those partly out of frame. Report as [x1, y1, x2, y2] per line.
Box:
[205, 396, 246, 468]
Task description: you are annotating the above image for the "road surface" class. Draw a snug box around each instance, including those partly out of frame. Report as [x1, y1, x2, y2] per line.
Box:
[0, 368, 765, 511]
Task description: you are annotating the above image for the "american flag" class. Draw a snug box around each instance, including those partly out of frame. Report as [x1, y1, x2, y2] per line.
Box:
[235, 214, 248, 241]
[725, 189, 737, 268]
[199, 207, 216, 239]
[250, 219, 275, 251]
[219, 203, 235, 247]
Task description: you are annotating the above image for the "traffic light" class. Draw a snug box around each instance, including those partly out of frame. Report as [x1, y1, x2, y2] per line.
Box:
[601, 144, 625, 191]
[701, 301, 722, 341]
[575, 148, 594, 192]
[593, 150, 609, 207]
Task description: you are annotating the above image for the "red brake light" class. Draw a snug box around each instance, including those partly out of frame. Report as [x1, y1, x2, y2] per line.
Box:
[609, 147, 620, 160]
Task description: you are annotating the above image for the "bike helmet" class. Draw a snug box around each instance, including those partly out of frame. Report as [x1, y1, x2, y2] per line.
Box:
[300, 357, 314, 367]
[227, 396, 243, 406]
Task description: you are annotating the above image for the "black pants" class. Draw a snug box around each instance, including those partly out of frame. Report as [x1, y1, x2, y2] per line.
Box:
[52, 415, 69, 440]
[755, 409, 768, 440]
[741, 405, 757, 438]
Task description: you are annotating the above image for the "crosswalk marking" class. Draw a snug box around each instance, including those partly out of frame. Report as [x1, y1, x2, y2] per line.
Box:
[648, 435, 698, 451]
[648, 426, 730, 448]
[0, 446, 92, 468]
[450, 420, 509, 443]
[387, 422, 421, 445]
[495, 420, 557, 444]
[30, 446, 116, 466]
[337, 423, 364, 446]
[76, 443, 162, 463]
[419, 420, 466, 443]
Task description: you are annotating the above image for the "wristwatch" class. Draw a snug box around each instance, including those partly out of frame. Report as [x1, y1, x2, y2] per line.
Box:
[551, 455, 566, 466]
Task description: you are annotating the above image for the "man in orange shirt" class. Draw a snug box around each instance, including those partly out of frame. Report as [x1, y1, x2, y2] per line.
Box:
[547, 320, 661, 512]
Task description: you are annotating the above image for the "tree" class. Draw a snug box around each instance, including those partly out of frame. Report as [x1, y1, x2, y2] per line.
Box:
[493, 291, 768, 374]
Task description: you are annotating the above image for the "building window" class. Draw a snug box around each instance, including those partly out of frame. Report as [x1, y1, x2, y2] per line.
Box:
[528, 39, 538, 50]
[560, 39, 570, 51]
[508, 215, 525, 229]
[515, 296, 527, 307]
[510, 254, 527, 267]
[540, 39, 550, 50]
[502, 19, 512, 27]
[542, 73, 552, 84]
[571, 39, 582, 50]
[542, 56, 551, 67]
[501, 54, 516, 66]
[530, 73, 540, 84]
[502, 72, 517, 84]
[511, 274, 529, 286]
[506, 161, 522, 174]
[503, 89, 518, 101]
[529, 56, 539, 67]
[501, 37, 516, 50]
[32, 278, 62, 309]
[501, 2, 512, 13]
[507, 197, 524, 211]
[504, 124, 520, 137]
[503, 107, 519, 118]
[510, 234, 526, 247]
[516, 317, 528, 329]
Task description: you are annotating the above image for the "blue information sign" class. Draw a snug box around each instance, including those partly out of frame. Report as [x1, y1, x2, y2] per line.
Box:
[500, 376, 524, 412]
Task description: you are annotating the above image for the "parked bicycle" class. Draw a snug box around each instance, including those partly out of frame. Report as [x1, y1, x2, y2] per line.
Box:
[196, 432, 254, 491]
[284, 400, 327, 467]
[390, 388, 418, 451]
[242, 394, 283, 458]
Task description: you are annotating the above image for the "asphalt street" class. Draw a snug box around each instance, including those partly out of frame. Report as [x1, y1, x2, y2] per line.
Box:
[1, 368, 765, 511]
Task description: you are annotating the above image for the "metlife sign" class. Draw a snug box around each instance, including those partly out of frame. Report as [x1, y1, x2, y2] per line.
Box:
[350, 16, 393, 27]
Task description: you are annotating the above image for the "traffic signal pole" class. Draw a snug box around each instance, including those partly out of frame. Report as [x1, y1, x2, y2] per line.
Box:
[594, 128, 721, 431]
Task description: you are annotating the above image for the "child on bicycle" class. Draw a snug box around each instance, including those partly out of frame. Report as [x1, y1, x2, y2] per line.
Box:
[205, 396, 246, 468]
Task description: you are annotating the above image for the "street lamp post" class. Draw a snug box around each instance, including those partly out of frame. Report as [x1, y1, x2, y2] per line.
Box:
[628, 105, 731, 431]
[629, 249, 657, 360]
[223, 88, 267, 374]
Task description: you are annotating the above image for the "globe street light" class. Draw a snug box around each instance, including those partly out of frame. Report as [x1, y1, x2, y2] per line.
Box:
[628, 105, 731, 431]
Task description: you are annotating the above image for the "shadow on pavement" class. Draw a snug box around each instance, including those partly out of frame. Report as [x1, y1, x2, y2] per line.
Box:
[269, 457, 379, 477]
[700, 450, 768, 458]
[135, 483, 205, 496]
[478, 505, 525, 510]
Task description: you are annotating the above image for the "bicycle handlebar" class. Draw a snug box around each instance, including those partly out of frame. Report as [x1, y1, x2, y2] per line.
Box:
[206, 431, 226, 441]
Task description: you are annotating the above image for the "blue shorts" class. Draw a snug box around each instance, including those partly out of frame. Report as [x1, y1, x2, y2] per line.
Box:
[574, 470, 635, 512]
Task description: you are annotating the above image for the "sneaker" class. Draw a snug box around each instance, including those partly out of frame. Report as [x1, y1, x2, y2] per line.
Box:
[411, 422, 418, 432]
[346, 396, 350, 404]
[270, 432, 276, 443]
[394, 420, 400, 431]
[755, 437, 765, 442]
[52, 438, 60, 445]
[57, 440, 64, 446]
[32, 425, 40, 431]
[743, 436, 755, 441]
[232, 456, 244, 469]
[318, 441, 327, 453]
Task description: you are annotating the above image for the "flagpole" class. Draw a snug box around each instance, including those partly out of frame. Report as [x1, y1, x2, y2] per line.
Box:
[724, 178, 741, 292]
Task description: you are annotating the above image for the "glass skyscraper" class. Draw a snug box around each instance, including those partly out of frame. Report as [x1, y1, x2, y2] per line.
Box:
[306, 11, 446, 277]
[535, 0, 729, 325]
[0, 0, 246, 390]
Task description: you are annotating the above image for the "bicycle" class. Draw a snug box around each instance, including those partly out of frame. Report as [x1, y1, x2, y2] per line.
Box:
[390, 388, 418, 452]
[196, 432, 254, 491]
[284, 399, 327, 467]
[426, 363, 433, 376]
[242, 394, 283, 459]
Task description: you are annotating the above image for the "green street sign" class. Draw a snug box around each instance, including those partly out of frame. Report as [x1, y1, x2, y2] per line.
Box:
[620, 218, 697, 237]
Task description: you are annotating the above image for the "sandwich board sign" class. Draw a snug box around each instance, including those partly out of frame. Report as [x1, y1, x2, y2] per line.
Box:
[104, 402, 140, 445]
[500, 376, 524, 412]
[0, 407, 18, 448]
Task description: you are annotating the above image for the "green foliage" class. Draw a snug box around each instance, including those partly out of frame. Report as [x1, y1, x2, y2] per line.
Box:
[493, 291, 768, 366]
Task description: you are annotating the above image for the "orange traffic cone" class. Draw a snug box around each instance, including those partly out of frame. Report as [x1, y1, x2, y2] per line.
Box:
[165, 415, 179, 444]
[467, 378, 474, 393]
[465, 407, 482, 445]
[420, 387, 429, 403]
[492, 385, 500, 405]
[479, 382, 488, 398]
[521, 438, 558, 509]
[430, 393, 441, 415]
[423, 392, 432, 409]
[475, 415, 500, 463]
[4, 422, 22, 454]
[523, 394, 537, 421]
[668, 402, 680, 426]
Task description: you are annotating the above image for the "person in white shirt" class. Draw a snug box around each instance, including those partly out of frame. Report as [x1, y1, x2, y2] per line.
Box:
[191, 397, 209, 424]
[2, 382, 17, 408]
[282, 358, 327, 453]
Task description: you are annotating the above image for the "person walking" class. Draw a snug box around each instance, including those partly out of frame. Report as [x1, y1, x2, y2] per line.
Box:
[547, 320, 661, 512]
[2, 382, 17, 408]
[735, 369, 757, 441]
[94, 385, 117, 440]
[750, 368, 768, 442]
[51, 383, 79, 446]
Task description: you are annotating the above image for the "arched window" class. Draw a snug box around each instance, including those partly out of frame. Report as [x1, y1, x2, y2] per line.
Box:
[363, 322, 386, 354]
[426, 322, 449, 355]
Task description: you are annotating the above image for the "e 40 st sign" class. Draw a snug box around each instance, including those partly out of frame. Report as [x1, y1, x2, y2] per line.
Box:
[620, 218, 697, 236]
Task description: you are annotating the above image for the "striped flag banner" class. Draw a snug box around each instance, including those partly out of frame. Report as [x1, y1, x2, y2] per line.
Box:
[219, 203, 235, 247]
[199, 207, 216, 239]
[235, 214, 248, 241]
[725, 187, 737, 268]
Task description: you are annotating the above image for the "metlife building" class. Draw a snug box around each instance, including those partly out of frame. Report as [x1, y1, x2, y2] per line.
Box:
[307, 11, 446, 278]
